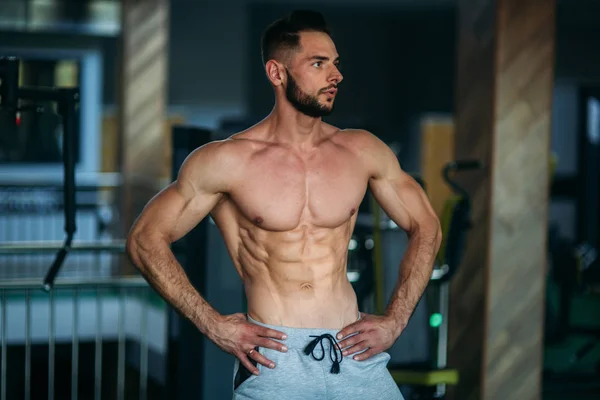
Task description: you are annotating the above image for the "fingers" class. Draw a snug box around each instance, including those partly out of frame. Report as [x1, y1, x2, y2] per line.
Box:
[232, 323, 287, 375]
[336, 321, 364, 341]
[253, 325, 288, 341]
[238, 351, 260, 375]
[257, 337, 288, 353]
[250, 325, 288, 352]
[337, 331, 364, 350]
[341, 341, 369, 358]
[248, 348, 277, 369]
[352, 347, 377, 361]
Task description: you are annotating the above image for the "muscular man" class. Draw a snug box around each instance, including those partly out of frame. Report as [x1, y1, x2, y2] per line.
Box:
[127, 10, 441, 400]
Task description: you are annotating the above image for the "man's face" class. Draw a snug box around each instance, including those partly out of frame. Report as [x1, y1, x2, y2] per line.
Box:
[284, 31, 343, 118]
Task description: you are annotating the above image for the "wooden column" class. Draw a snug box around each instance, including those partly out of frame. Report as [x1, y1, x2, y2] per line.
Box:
[448, 0, 556, 399]
[119, 0, 170, 232]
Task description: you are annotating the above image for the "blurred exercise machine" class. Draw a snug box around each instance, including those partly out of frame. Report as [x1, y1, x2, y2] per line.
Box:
[545, 222, 600, 389]
[543, 150, 600, 392]
[0, 56, 80, 290]
[383, 160, 481, 400]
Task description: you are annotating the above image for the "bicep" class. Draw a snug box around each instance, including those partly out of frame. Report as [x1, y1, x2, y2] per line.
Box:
[131, 180, 222, 244]
[370, 172, 437, 235]
[129, 143, 228, 244]
[365, 136, 438, 235]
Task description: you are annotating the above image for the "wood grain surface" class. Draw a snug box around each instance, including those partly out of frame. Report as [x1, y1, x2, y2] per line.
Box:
[449, 0, 555, 398]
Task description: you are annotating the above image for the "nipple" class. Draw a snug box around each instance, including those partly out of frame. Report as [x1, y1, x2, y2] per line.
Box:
[349, 208, 356, 216]
[253, 216, 264, 225]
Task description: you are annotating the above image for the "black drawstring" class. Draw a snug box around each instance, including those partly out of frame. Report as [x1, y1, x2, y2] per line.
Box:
[303, 334, 343, 374]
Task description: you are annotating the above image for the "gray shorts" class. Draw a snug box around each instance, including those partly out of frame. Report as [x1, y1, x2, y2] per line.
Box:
[231, 315, 404, 400]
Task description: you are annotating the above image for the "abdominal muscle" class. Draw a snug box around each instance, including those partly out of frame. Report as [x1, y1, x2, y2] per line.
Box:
[228, 221, 359, 330]
[244, 262, 359, 330]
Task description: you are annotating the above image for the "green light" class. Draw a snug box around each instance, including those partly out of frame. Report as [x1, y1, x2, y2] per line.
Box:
[430, 313, 443, 328]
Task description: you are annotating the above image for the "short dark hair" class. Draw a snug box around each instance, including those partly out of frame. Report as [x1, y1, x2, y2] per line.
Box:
[261, 10, 331, 65]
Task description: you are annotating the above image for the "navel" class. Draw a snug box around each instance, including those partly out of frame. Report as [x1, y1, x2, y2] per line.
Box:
[300, 282, 314, 291]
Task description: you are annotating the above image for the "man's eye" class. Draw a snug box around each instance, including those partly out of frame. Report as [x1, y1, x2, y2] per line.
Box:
[312, 61, 322, 68]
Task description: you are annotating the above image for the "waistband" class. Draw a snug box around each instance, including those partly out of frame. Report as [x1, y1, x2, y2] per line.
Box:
[246, 313, 361, 350]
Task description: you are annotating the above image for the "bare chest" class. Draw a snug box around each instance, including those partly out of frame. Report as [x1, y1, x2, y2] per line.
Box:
[229, 149, 368, 231]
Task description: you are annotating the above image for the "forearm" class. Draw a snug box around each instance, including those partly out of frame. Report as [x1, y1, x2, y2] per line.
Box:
[127, 234, 220, 337]
[385, 224, 441, 331]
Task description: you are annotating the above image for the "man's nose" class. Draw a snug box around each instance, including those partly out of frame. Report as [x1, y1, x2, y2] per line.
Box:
[330, 67, 343, 84]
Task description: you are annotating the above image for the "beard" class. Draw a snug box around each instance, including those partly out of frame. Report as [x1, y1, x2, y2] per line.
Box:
[285, 69, 335, 118]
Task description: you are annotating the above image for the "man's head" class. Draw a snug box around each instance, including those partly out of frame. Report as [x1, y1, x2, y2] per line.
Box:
[261, 10, 343, 118]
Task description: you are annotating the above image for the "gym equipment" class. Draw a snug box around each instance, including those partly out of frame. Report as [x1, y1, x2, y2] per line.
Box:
[386, 159, 481, 400]
[544, 223, 600, 389]
[347, 226, 376, 309]
[544, 144, 600, 392]
[0, 56, 80, 291]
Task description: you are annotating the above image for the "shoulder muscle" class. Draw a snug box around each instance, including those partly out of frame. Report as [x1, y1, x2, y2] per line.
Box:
[342, 129, 401, 180]
[177, 139, 244, 196]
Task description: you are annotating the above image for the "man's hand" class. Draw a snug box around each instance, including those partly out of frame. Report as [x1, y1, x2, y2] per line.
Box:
[208, 313, 288, 375]
[335, 313, 401, 361]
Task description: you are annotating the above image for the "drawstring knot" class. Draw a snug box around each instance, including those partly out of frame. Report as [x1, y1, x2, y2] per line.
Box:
[303, 334, 343, 374]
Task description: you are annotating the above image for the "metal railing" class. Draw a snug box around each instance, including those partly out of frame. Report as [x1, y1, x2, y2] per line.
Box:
[0, 276, 167, 400]
[0, 182, 123, 283]
[0, 165, 169, 399]
[0, 241, 126, 255]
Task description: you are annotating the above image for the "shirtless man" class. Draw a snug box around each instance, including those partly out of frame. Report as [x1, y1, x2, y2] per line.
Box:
[126, 10, 441, 400]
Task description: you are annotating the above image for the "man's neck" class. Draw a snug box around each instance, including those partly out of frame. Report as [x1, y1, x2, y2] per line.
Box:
[267, 100, 324, 149]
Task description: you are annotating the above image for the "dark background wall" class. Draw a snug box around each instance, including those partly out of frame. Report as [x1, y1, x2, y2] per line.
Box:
[1, 0, 599, 236]
[245, 3, 455, 171]
[2, 1, 600, 107]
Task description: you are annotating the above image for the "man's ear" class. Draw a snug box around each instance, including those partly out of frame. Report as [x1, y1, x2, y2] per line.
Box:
[265, 60, 286, 86]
